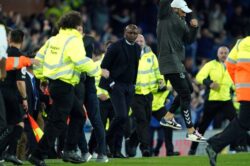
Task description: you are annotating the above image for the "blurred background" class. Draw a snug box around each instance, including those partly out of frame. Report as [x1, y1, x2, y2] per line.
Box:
[1, 0, 250, 156]
[0, 0, 250, 76]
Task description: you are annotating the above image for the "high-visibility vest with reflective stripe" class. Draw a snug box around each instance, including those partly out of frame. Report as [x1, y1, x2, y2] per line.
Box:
[6, 56, 32, 71]
[152, 81, 171, 111]
[135, 48, 164, 95]
[196, 60, 233, 101]
[34, 29, 101, 86]
[95, 55, 109, 98]
[226, 37, 250, 101]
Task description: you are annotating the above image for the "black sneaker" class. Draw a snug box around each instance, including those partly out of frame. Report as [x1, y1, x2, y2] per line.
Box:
[28, 154, 47, 166]
[160, 118, 182, 130]
[4, 154, 23, 165]
[62, 150, 85, 163]
[206, 145, 217, 166]
[188, 149, 196, 155]
[167, 151, 180, 156]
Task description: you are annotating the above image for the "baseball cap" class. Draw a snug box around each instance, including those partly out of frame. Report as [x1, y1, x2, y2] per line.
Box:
[171, 0, 192, 13]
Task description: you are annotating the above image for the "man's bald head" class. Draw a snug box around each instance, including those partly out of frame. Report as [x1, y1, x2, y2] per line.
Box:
[135, 34, 145, 48]
[217, 46, 229, 62]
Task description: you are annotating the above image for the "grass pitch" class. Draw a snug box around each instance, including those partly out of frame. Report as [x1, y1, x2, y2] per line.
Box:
[5, 153, 250, 166]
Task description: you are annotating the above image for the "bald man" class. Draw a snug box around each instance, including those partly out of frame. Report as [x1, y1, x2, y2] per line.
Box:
[100, 24, 141, 158]
[188, 46, 238, 155]
[126, 34, 165, 157]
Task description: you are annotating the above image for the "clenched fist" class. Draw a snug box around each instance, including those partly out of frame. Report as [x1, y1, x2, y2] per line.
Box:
[190, 19, 198, 28]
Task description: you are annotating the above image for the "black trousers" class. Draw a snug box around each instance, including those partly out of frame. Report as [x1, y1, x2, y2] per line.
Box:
[131, 93, 153, 151]
[0, 86, 7, 131]
[208, 101, 250, 153]
[190, 100, 236, 152]
[106, 82, 134, 153]
[152, 107, 174, 154]
[88, 99, 115, 154]
[164, 73, 194, 128]
[33, 80, 85, 159]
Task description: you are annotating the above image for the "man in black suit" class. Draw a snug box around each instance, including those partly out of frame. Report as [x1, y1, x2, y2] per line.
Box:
[100, 24, 141, 157]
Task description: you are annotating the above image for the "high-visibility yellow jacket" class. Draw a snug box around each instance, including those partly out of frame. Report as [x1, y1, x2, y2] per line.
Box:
[95, 54, 109, 99]
[226, 37, 250, 101]
[152, 81, 171, 111]
[196, 59, 233, 101]
[34, 29, 101, 86]
[135, 46, 164, 95]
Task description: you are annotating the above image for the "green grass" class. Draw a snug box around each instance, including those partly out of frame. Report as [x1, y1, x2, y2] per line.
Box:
[5, 153, 250, 166]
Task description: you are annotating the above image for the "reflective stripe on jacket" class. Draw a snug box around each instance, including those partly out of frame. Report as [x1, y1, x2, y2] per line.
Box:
[95, 54, 109, 98]
[196, 59, 233, 101]
[6, 56, 32, 71]
[34, 29, 101, 86]
[226, 37, 250, 101]
[135, 47, 164, 95]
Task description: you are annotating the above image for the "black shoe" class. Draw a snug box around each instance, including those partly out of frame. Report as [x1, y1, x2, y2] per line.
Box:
[206, 145, 217, 166]
[28, 154, 47, 166]
[142, 149, 151, 157]
[167, 151, 180, 156]
[125, 139, 137, 157]
[113, 152, 128, 158]
[188, 149, 196, 155]
[4, 154, 23, 165]
[235, 145, 248, 152]
[154, 149, 159, 156]
[62, 150, 85, 163]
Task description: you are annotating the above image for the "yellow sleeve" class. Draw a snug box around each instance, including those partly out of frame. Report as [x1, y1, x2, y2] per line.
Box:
[196, 62, 211, 85]
[33, 39, 50, 80]
[66, 37, 101, 77]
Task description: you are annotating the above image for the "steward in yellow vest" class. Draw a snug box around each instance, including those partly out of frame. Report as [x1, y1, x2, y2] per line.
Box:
[189, 46, 237, 155]
[28, 11, 109, 165]
[128, 34, 164, 157]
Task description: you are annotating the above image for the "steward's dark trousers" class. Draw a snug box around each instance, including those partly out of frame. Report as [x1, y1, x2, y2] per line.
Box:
[164, 73, 194, 128]
[152, 107, 174, 154]
[131, 93, 153, 151]
[106, 82, 134, 153]
[190, 100, 236, 152]
[208, 102, 250, 153]
[33, 80, 85, 159]
[0, 86, 6, 131]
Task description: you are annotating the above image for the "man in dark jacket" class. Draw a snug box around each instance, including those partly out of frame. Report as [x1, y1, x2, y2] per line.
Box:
[100, 24, 141, 157]
[157, 0, 206, 142]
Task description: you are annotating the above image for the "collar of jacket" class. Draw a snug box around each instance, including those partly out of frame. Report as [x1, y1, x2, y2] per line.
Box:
[59, 28, 83, 38]
[142, 45, 152, 54]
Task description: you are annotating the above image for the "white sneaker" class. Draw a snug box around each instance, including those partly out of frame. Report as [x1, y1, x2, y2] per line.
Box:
[160, 117, 182, 130]
[82, 152, 92, 162]
[186, 130, 207, 142]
